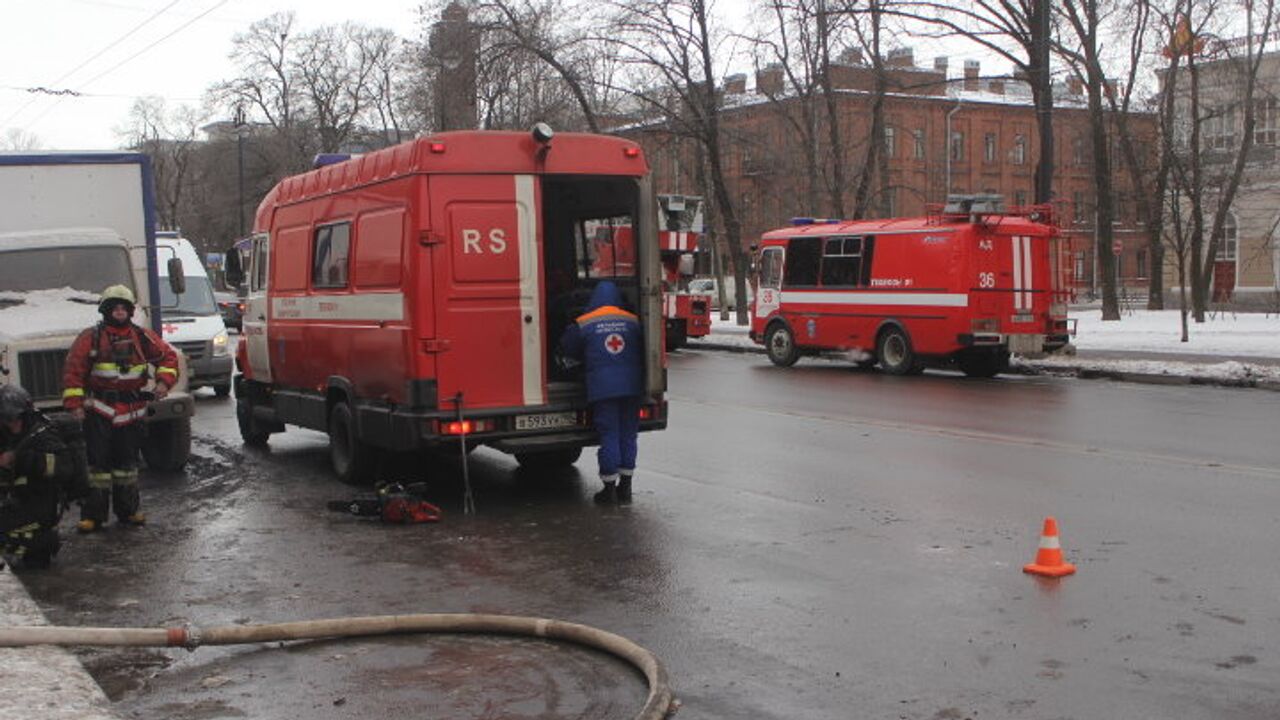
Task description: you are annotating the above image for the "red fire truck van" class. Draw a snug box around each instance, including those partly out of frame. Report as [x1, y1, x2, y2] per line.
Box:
[750, 196, 1072, 377]
[223, 129, 668, 482]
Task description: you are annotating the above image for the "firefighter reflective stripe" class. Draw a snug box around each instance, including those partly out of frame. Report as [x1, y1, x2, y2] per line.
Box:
[13, 476, 27, 486]
[112, 469, 139, 486]
[63, 387, 85, 399]
[45, 453, 56, 477]
[85, 399, 148, 425]
[91, 363, 148, 380]
[156, 366, 178, 379]
[1011, 235, 1033, 311]
[664, 294, 677, 318]
[516, 173, 545, 406]
[88, 472, 113, 489]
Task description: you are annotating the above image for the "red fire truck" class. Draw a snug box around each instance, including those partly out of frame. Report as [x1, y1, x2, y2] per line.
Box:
[590, 195, 711, 350]
[750, 196, 1072, 377]
[223, 129, 668, 482]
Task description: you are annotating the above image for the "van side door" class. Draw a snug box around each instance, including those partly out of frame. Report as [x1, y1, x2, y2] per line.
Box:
[244, 232, 272, 382]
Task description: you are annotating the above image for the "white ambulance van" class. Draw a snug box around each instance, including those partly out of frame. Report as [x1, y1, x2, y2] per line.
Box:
[156, 232, 233, 396]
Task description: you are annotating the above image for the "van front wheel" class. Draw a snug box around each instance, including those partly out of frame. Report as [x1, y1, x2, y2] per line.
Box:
[329, 401, 375, 485]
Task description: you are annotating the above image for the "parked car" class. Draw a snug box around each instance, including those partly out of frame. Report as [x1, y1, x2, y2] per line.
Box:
[156, 233, 233, 397]
[215, 291, 244, 332]
[688, 277, 753, 310]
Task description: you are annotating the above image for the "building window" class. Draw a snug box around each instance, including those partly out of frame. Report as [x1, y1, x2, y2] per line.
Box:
[1072, 135, 1086, 166]
[884, 125, 896, 158]
[950, 131, 965, 161]
[1255, 97, 1277, 145]
[1207, 104, 1237, 150]
[1012, 134, 1027, 165]
[312, 222, 351, 289]
[1014, 190, 1028, 206]
[1136, 248, 1148, 278]
[1218, 213, 1238, 260]
[1073, 191, 1086, 223]
[884, 188, 897, 217]
[984, 133, 997, 163]
[1074, 252, 1086, 282]
[913, 129, 926, 159]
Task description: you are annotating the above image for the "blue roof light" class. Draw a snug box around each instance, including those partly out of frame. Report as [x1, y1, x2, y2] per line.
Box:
[791, 217, 816, 226]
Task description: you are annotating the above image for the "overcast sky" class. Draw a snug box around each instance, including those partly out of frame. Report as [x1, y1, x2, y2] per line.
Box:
[2, 0, 425, 150]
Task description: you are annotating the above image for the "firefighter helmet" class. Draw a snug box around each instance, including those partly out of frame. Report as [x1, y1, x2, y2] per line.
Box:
[0, 384, 32, 423]
[99, 284, 137, 315]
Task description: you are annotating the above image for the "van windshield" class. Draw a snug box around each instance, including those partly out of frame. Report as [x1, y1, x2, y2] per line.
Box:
[0, 247, 133, 293]
[159, 276, 218, 316]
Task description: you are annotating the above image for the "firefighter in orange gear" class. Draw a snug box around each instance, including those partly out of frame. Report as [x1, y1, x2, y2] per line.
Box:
[61, 285, 180, 532]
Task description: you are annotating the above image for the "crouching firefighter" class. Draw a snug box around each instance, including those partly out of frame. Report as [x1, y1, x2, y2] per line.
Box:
[61, 285, 180, 532]
[559, 281, 645, 505]
[0, 385, 72, 568]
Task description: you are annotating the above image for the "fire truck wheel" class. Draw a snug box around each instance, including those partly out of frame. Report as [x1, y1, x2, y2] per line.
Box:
[665, 323, 687, 351]
[958, 350, 1010, 379]
[329, 401, 375, 485]
[876, 327, 919, 376]
[765, 323, 800, 367]
[515, 447, 583, 470]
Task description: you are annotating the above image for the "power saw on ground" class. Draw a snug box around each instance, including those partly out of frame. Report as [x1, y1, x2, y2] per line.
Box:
[327, 482, 442, 524]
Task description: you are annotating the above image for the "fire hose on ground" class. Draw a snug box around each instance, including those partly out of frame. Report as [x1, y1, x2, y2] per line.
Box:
[0, 612, 678, 720]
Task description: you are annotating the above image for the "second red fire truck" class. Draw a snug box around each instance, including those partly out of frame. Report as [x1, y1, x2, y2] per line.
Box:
[751, 196, 1072, 377]
[225, 128, 668, 482]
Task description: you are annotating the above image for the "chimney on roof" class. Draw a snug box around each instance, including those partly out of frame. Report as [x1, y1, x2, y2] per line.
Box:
[838, 47, 863, 65]
[934, 56, 949, 76]
[1067, 75, 1083, 95]
[964, 60, 980, 91]
[887, 47, 914, 68]
[756, 64, 784, 96]
[724, 73, 747, 95]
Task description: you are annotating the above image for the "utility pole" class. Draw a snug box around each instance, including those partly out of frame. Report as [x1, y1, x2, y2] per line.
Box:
[1033, 0, 1054, 204]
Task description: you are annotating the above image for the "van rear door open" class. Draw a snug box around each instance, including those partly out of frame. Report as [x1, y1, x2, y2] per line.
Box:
[429, 174, 544, 410]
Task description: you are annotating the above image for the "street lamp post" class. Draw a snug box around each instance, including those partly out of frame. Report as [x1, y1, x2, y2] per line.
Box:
[233, 106, 246, 238]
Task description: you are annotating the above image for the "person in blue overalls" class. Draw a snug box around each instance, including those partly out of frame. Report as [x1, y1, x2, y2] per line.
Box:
[560, 281, 644, 504]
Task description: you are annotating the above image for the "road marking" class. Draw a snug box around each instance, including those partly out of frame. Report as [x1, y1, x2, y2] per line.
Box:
[670, 396, 1280, 481]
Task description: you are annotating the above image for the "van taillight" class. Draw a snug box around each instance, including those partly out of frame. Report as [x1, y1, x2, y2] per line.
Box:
[638, 405, 654, 420]
[971, 318, 999, 333]
[439, 418, 494, 435]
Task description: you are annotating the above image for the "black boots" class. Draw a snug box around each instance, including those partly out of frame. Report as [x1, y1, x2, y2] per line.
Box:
[593, 482, 617, 504]
[617, 475, 632, 503]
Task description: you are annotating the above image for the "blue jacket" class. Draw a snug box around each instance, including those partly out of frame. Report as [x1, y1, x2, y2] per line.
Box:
[560, 281, 644, 402]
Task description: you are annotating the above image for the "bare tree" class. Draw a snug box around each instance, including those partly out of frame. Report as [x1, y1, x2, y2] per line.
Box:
[1165, 0, 1277, 322]
[214, 12, 303, 171]
[117, 97, 202, 233]
[897, 0, 1056, 204]
[292, 24, 383, 152]
[1056, 0, 1123, 320]
[602, 0, 753, 324]
[0, 128, 42, 151]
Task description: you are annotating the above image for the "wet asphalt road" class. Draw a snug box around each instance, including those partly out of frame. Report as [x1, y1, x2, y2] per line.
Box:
[19, 349, 1280, 720]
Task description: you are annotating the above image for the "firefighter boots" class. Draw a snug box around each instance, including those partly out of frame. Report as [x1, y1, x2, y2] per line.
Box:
[594, 481, 617, 505]
[617, 474, 633, 503]
[77, 519, 99, 533]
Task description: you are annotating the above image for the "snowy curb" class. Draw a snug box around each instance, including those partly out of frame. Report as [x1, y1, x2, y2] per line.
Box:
[685, 338, 1280, 391]
[0, 571, 119, 720]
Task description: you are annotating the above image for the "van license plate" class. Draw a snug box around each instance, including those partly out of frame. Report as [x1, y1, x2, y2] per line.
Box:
[515, 412, 578, 430]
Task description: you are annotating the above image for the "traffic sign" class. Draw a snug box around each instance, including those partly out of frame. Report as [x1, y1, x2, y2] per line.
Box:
[1112, 240, 1123, 255]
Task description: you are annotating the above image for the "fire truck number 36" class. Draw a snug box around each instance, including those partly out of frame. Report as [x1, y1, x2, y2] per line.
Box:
[978, 272, 996, 288]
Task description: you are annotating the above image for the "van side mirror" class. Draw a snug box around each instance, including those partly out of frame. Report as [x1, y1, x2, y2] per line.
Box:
[167, 258, 186, 294]
[223, 248, 244, 288]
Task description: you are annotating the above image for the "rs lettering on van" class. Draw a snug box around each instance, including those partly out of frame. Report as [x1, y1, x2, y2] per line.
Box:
[462, 228, 508, 254]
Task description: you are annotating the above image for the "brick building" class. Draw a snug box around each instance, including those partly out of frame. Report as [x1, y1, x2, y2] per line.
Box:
[618, 50, 1158, 299]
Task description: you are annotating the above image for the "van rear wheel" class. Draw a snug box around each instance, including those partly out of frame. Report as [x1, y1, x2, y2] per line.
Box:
[329, 401, 375, 485]
[765, 323, 800, 367]
[877, 327, 920, 376]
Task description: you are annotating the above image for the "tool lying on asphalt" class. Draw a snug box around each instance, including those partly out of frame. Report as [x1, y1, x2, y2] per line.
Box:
[327, 482, 443, 524]
[0, 613, 678, 720]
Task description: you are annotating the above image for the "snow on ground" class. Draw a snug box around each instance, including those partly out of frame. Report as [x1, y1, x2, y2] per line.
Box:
[1069, 309, 1280, 358]
[696, 310, 1280, 381]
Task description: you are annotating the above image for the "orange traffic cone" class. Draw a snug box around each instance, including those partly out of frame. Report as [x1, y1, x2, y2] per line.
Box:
[1023, 516, 1076, 577]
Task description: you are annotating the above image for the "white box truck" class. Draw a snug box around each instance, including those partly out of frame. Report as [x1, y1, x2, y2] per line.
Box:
[0, 152, 194, 470]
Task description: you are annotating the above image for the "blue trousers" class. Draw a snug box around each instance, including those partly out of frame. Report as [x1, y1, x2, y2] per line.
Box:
[592, 396, 639, 480]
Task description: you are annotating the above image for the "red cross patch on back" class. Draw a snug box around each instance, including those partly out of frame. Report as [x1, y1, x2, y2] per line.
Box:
[605, 333, 625, 354]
